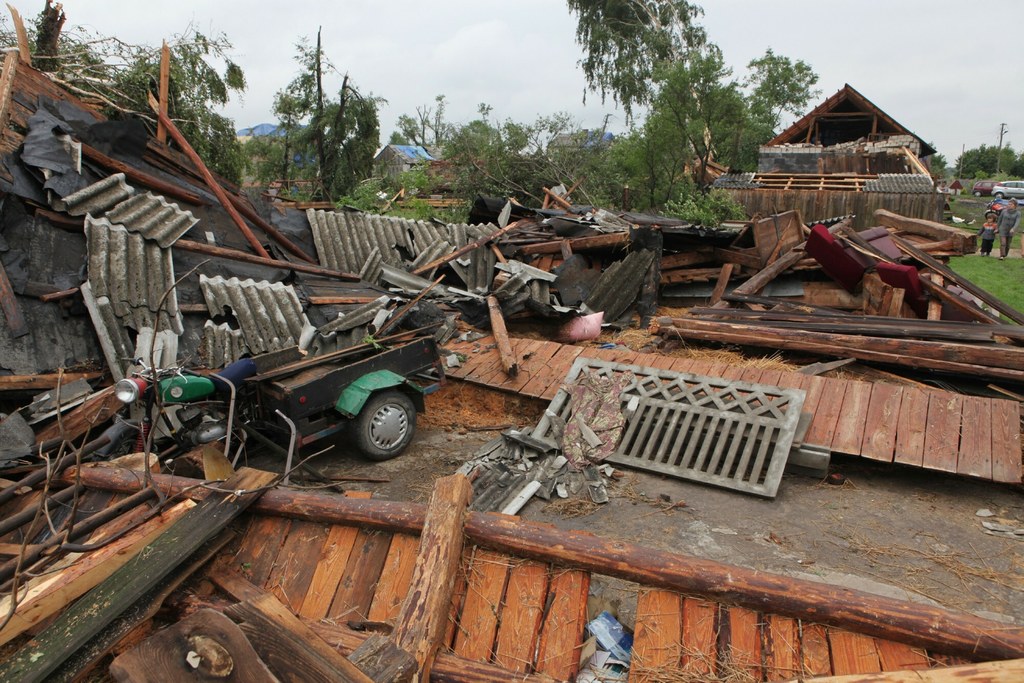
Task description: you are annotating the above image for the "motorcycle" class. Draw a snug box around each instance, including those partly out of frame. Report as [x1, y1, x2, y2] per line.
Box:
[108, 358, 259, 459]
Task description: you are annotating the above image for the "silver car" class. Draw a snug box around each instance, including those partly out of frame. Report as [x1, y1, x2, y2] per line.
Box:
[992, 181, 1024, 199]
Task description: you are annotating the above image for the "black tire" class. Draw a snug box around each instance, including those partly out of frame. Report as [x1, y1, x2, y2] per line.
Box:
[352, 390, 416, 461]
[994, 192, 1004, 199]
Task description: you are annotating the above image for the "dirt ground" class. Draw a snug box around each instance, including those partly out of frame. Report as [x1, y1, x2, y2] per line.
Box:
[248, 383, 1024, 628]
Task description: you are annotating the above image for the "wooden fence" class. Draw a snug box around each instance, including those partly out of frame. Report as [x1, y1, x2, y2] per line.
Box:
[724, 189, 945, 229]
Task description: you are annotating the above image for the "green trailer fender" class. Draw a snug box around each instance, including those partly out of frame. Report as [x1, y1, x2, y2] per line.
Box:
[335, 370, 425, 418]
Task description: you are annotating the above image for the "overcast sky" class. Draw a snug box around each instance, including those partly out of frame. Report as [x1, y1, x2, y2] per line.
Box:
[35, 0, 1020, 162]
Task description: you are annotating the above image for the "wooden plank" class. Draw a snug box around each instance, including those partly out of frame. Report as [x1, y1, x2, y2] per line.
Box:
[800, 657, 1024, 681]
[765, 615, 800, 681]
[535, 569, 590, 680]
[299, 524, 362, 620]
[893, 387, 929, 468]
[367, 532, 421, 624]
[156, 41, 170, 144]
[801, 623, 832, 677]
[804, 377, 848, 447]
[487, 295, 518, 377]
[831, 380, 873, 455]
[522, 344, 582, 398]
[494, 560, 550, 674]
[232, 515, 292, 588]
[709, 263, 736, 305]
[453, 548, 512, 662]
[874, 638, 930, 671]
[829, 629, 882, 675]
[297, 492, 372, 620]
[727, 606, 763, 680]
[682, 598, 718, 676]
[442, 554, 470, 649]
[507, 340, 562, 393]
[267, 519, 329, 613]
[0, 252, 28, 337]
[0, 468, 277, 683]
[989, 399, 1022, 484]
[861, 384, 903, 462]
[328, 529, 393, 621]
[629, 590, 682, 682]
[957, 396, 992, 479]
[922, 392, 964, 473]
[35, 386, 121, 445]
[0, 500, 194, 647]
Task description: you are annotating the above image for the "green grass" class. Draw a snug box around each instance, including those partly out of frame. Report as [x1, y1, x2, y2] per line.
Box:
[948, 253, 1024, 315]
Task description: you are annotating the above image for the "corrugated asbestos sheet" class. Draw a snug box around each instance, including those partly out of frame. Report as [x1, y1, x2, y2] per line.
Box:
[199, 275, 315, 356]
[53, 173, 134, 216]
[200, 320, 249, 368]
[863, 174, 935, 194]
[79, 283, 178, 380]
[306, 209, 499, 281]
[104, 191, 199, 247]
[584, 249, 655, 321]
[84, 215, 182, 334]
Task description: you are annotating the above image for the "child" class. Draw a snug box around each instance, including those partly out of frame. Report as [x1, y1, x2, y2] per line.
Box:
[979, 211, 997, 256]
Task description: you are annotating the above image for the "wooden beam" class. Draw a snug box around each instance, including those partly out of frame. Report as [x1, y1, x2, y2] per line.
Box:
[228, 192, 318, 263]
[226, 593, 377, 683]
[875, 208, 973, 254]
[487, 295, 518, 377]
[72, 467, 1024, 663]
[174, 238, 359, 281]
[156, 41, 170, 145]
[110, 609, 278, 682]
[655, 318, 1024, 383]
[517, 231, 629, 256]
[411, 220, 533, 276]
[388, 474, 472, 679]
[0, 254, 28, 337]
[927, 274, 944, 320]
[80, 143, 206, 206]
[0, 468, 278, 683]
[709, 263, 735, 305]
[711, 213, 838, 309]
[6, 4, 31, 64]
[0, 51, 19, 132]
[0, 500, 195, 647]
[890, 233, 1024, 325]
[542, 187, 573, 211]
[788, 657, 1024, 682]
[147, 93, 271, 259]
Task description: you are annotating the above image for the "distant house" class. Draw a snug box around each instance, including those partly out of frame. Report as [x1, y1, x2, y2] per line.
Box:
[549, 129, 615, 150]
[236, 123, 285, 143]
[374, 145, 436, 179]
[714, 85, 943, 228]
[759, 84, 936, 175]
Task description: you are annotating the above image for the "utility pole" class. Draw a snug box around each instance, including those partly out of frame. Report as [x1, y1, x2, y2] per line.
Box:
[996, 123, 1008, 175]
[957, 143, 964, 179]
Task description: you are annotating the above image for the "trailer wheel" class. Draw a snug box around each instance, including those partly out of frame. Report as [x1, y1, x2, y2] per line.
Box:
[354, 390, 416, 461]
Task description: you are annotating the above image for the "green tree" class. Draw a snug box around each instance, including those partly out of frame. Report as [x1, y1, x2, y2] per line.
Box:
[744, 48, 819, 134]
[261, 34, 382, 200]
[653, 45, 744, 185]
[956, 144, 1017, 179]
[567, 0, 705, 118]
[1, 12, 248, 182]
[391, 94, 453, 148]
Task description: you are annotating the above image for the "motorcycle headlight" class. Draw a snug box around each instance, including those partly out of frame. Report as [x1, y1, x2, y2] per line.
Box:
[115, 377, 147, 403]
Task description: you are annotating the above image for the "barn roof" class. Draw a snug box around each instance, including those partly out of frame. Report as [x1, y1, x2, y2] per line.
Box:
[767, 84, 936, 157]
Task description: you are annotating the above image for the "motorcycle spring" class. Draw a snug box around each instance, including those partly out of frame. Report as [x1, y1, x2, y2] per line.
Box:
[134, 418, 150, 452]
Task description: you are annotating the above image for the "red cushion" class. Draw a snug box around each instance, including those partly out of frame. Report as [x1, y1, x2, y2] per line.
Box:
[805, 224, 867, 293]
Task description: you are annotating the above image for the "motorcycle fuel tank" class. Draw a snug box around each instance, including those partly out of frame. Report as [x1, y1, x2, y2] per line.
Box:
[159, 375, 216, 403]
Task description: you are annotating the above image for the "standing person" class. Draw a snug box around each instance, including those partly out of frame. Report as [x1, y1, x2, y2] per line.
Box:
[997, 198, 1021, 259]
[979, 211, 998, 256]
